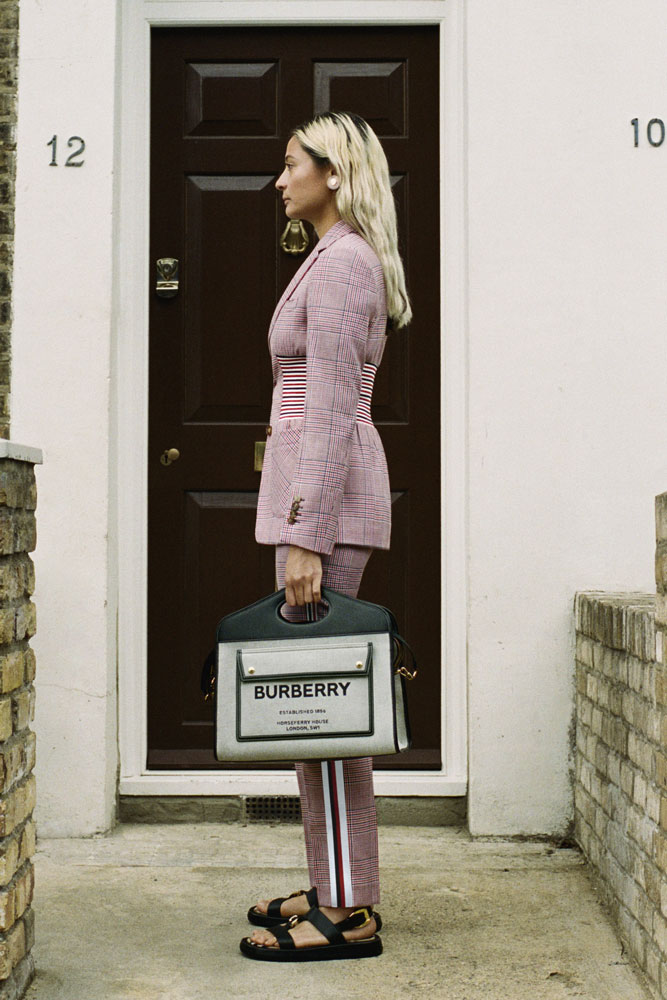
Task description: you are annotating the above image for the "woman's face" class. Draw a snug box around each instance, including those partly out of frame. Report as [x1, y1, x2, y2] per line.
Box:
[275, 136, 336, 227]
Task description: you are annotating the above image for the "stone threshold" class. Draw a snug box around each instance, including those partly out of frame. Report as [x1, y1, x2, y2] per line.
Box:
[119, 794, 467, 827]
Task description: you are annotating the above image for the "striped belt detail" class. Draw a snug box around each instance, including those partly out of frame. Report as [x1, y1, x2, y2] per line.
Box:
[277, 355, 377, 425]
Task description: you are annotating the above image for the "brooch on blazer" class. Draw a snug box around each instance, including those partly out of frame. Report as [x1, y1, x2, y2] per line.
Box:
[287, 496, 303, 525]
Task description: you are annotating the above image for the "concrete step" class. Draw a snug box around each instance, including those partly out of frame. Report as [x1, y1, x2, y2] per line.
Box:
[25, 823, 652, 1000]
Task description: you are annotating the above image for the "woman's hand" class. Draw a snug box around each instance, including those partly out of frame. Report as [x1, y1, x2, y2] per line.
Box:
[284, 545, 322, 606]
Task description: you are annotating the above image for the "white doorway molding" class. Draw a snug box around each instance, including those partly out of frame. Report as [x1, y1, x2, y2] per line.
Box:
[115, 0, 468, 797]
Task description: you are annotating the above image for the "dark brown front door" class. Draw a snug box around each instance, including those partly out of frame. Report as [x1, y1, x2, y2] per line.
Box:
[147, 26, 441, 770]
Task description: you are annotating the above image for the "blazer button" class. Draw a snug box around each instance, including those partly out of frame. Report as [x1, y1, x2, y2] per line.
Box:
[265, 425, 272, 436]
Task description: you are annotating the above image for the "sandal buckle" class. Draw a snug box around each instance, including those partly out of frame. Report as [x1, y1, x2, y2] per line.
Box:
[349, 907, 372, 928]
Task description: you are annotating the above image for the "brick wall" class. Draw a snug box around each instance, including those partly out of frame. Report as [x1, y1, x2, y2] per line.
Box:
[0, 1, 18, 439]
[0, 458, 36, 999]
[574, 493, 667, 998]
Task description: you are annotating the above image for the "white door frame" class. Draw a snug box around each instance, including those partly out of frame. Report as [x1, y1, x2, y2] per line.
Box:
[115, 0, 468, 797]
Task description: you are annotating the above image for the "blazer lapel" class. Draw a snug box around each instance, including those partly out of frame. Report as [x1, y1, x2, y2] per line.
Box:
[268, 246, 320, 340]
[268, 220, 356, 343]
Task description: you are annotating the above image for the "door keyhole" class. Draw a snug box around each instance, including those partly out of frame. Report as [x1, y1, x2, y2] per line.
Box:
[160, 448, 180, 466]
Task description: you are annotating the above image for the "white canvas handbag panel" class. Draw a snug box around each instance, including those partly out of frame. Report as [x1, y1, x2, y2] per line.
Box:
[237, 639, 372, 679]
[237, 640, 372, 740]
[215, 631, 400, 760]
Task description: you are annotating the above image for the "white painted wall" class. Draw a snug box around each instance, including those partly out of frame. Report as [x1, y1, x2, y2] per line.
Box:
[466, 0, 667, 833]
[11, 0, 119, 835]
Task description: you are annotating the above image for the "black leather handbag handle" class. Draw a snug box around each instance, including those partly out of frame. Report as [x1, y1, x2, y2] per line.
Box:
[200, 586, 417, 698]
[215, 586, 393, 642]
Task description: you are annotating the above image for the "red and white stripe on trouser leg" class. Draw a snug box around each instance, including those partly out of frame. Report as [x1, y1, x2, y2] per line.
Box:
[295, 755, 380, 907]
[322, 760, 353, 906]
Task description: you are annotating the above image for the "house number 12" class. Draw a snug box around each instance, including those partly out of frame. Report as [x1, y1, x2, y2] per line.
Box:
[46, 135, 85, 167]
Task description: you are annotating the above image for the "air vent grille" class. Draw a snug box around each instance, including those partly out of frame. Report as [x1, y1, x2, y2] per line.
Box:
[244, 795, 302, 823]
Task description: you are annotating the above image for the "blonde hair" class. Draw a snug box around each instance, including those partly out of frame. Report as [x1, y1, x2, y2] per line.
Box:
[292, 112, 412, 330]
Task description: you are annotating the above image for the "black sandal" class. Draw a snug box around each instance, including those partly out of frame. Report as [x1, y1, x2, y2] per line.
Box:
[240, 906, 383, 962]
[247, 887, 319, 927]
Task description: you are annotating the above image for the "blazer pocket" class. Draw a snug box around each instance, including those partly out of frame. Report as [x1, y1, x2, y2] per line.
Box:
[270, 421, 302, 518]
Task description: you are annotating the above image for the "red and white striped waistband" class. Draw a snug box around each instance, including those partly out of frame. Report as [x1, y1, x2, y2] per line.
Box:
[277, 355, 377, 425]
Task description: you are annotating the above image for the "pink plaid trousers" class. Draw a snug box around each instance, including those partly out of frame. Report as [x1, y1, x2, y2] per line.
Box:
[275, 543, 380, 907]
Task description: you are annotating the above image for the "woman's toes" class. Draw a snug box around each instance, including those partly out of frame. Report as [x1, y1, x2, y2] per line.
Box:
[254, 898, 269, 915]
[250, 929, 276, 948]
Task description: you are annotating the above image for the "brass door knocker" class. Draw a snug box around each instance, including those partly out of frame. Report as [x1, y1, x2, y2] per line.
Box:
[280, 220, 309, 255]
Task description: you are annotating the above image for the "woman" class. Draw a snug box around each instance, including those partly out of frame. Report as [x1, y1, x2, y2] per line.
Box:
[242, 111, 411, 962]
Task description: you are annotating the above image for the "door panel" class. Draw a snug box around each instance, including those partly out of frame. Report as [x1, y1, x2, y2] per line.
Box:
[148, 26, 441, 770]
[185, 61, 280, 137]
[313, 61, 406, 132]
[183, 174, 277, 422]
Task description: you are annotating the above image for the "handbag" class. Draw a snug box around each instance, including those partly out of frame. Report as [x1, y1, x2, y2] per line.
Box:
[200, 586, 417, 762]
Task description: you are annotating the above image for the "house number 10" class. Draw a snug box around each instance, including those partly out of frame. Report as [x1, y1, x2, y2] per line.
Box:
[46, 135, 85, 167]
[630, 119, 665, 147]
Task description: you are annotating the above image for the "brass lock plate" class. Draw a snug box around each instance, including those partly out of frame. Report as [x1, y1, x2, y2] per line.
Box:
[156, 258, 179, 298]
[254, 441, 266, 472]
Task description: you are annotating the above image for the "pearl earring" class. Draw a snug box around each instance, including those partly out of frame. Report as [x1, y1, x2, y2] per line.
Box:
[327, 176, 340, 190]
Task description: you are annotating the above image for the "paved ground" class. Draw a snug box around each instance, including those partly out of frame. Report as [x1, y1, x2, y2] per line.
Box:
[25, 823, 653, 1000]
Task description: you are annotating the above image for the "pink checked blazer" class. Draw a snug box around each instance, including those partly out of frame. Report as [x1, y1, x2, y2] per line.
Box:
[255, 219, 392, 556]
